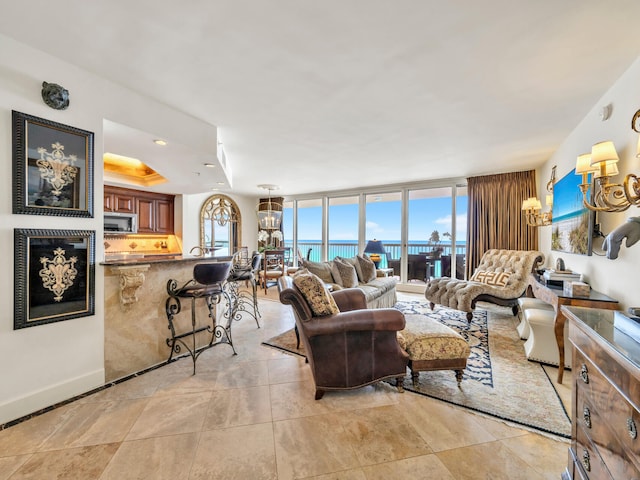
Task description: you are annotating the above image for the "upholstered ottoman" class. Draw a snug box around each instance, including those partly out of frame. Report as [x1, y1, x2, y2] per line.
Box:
[397, 314, 470, 387]
[516, 297, 554, 340]
[523, 308, 571, 368]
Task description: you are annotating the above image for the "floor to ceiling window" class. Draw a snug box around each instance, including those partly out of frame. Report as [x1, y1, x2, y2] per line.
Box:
[284, 180, 466, 288]
[296, 198, 323, 262]
[328, 195, 359, 260]
[365, 192, 402, 273]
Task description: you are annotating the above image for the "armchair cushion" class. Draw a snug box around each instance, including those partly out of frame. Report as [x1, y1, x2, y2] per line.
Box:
[292, 269, 340, 317]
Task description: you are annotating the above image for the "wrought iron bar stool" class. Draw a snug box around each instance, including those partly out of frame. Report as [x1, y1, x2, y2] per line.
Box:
[226, 252, 262, 328]
[165, 261, 235, 374]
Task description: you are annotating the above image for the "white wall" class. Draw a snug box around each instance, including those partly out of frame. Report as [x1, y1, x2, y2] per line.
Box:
[0, 34, 219, 424]
[536, 56, 640, 311]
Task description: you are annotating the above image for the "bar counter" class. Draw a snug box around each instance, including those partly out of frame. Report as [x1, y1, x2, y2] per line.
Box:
[103, 254, 232, 381]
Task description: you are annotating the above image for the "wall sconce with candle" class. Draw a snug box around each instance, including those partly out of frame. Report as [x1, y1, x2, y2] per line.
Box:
[576, 140, 640, 213]
[522, 166, 555, 227]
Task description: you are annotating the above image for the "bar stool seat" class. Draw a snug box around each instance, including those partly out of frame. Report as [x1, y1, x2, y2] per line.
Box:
[165, 262, 235, 374]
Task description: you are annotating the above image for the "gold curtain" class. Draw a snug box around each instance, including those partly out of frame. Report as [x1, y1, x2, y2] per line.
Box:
[466, 170, 538, 277]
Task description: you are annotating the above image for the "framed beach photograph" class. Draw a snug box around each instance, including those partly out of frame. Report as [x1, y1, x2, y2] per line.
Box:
[14, 229, 96, 329]
[12, 110, 94, 217]
[551, 168, 594, 256]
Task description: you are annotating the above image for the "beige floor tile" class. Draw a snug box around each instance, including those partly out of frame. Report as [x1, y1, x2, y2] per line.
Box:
[151, 370, 220, 396]
[0, 454, 31, 480]
[210, 359, 270, 389]
[274, 414, 360, 480]
[202, 385, 272, 430]
[9, 443, 119, 480]
[338, 404, 432, 466]
[189, 423, 277, 480]
[99, 432, 200, 480]
[267, 356, 312, 385]
[270, 381, 333, 421]
[321, 382, 401, 412]
[501, 433, 569, 479]
[398, 392, 496, 451]
[40, 399, 148, 450]
[126, 391, 211, 440]
[0, 404, 78, 456]
[360, 454, 456, 480]
[437, 440, 547, 480]
[302, 469, 367, 480]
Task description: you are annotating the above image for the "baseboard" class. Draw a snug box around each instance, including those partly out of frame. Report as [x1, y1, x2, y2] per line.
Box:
[0, 369, 104, 426]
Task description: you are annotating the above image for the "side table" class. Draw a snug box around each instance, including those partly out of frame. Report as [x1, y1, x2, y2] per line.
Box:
[377, 268, 395, 277]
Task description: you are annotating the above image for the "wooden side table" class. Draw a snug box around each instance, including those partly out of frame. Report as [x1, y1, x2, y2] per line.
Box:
[527, 274, 618, 383]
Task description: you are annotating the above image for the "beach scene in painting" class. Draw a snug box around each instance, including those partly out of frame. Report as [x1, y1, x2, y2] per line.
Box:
[551, 168, 593, 255]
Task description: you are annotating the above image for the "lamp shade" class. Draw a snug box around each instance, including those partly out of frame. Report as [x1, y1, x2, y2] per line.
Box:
[590, 141, 619, 167]
[575, 153, 596, 174]
[364, 239, 386, 255]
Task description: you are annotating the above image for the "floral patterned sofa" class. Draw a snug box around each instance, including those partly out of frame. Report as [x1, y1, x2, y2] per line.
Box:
[424, 249, 544, 321]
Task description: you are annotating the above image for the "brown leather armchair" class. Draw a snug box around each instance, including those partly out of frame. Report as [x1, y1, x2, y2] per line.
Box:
[278, 276, 409, 399]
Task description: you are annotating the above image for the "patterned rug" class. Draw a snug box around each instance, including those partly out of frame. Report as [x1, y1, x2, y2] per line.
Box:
[262, 300, 571, 438]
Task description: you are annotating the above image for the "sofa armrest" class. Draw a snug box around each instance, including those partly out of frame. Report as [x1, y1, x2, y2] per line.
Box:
[304, 308, 405, 338]
[331, 288, 367, 311]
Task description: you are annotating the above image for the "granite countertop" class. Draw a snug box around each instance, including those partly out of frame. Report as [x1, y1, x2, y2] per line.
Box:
[101, 253, 225, 266]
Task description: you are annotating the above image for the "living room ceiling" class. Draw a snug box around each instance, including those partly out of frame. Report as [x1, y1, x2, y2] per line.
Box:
[1, 1, 639, 196]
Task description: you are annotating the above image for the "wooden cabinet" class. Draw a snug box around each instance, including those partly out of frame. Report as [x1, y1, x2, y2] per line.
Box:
[104, 189, 135, 213]
[104, 186, 174, 234]
[562, 306, 640, 480]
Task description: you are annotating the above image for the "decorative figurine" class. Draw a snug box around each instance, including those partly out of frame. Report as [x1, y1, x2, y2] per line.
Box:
[41, 81, 69, 110]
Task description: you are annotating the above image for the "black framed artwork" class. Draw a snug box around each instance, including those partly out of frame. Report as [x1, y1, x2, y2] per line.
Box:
[14, 229, 96, 329]
[12, 110, 94, 217]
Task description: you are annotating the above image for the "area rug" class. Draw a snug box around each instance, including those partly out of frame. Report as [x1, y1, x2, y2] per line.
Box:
[262, 300, 571, 438]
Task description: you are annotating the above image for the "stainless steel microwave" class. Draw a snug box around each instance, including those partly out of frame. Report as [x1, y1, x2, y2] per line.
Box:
[104, 212, 138, 234]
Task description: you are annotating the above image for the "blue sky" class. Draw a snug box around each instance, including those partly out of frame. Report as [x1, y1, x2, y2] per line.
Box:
[284, 196, 467, 243]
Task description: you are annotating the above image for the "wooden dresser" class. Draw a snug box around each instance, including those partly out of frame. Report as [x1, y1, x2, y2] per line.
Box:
[562, 306, 640, 480]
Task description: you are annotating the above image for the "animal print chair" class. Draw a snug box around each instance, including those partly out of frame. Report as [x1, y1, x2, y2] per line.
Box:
[424, 249, 544, 321]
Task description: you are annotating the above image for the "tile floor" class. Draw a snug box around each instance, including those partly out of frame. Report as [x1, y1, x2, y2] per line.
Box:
[0, 292, 571, 479]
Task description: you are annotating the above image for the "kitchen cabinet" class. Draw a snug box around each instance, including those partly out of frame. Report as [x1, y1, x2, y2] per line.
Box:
[104, 186, 174, 234]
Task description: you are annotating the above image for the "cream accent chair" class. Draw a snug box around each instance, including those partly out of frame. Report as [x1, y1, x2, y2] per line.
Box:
[425, 249, 545, 321]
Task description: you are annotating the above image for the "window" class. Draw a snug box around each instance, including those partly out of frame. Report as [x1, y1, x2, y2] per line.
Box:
[328, 195, 359, 260]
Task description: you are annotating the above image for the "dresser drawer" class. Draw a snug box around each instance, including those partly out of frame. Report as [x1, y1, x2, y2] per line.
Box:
[575, 423, 612, 479]
[573, 340, 640, 477]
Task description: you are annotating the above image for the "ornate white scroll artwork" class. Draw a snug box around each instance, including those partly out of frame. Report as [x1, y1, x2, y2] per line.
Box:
[39, 247, 78, 301]
[37, 142, 78, 195]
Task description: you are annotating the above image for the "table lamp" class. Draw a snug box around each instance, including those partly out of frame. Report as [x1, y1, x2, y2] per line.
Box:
[364, 239, 386, 268]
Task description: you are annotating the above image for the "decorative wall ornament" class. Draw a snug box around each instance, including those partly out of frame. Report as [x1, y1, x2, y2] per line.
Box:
[14, 229, 95, 329]
[110, 265, 150, 305]
[199, 194, 242, 256]
[38, 247, 78, 301]
[12, 110, 94, 217]
[36, 142, 78, 195]
[41, 81, 69, 110]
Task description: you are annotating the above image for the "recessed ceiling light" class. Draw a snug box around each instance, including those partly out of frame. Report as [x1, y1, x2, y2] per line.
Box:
[217, 181, 225, 185]
[203, 163, 216, 168]
[153, 139, 167, 146]
[211, 187, 219, 191]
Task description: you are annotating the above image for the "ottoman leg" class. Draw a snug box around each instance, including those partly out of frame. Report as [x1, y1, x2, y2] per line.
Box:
[395, 376, 405, 393]
[429, 302, 435, 310]
[411, 370, 419, 387]
[455, 369, 464, 387]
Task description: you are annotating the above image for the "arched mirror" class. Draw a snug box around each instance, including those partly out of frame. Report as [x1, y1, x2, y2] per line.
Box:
[200, 194, 242, 257]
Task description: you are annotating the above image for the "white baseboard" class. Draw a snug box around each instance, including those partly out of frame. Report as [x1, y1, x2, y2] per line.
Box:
[0, 369, 105, 425]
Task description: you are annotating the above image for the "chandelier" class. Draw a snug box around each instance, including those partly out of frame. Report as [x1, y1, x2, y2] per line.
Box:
[256, 184, 282, 230]
[576, 141, 640, 212]
[522, 166, 555, 227]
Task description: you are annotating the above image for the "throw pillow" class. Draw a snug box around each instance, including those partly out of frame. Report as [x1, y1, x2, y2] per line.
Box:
[471, 269, 511, 287]
[336, 256, 364, 283]
[357, 254, 377, 283]
[300, 259, 335, 284]
[292, 270, 340, 316]
[332, 259, 359, 288]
